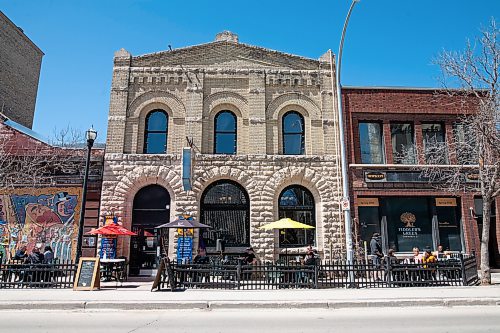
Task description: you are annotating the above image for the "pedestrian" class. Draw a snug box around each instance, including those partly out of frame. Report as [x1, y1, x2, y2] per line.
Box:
[43, 245, 54, 264]
[370, 233, 384, 281]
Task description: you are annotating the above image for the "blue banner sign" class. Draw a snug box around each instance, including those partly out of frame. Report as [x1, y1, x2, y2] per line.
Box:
[177, 236, 193, 263]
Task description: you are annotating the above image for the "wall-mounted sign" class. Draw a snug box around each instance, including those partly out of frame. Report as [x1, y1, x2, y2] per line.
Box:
[358, 198, 379, 207]
[465, 173, 479, 182]
[365, 171, 386, 182]
[436, 198, 457, 207]
[398, 212, 421, 238]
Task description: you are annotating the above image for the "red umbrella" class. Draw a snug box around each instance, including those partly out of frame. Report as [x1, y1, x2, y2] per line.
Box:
[87, 224, 137, 236]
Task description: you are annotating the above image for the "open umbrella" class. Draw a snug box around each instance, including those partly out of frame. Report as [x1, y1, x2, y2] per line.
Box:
[259, 218, 315, 260]
[87, 224, 137, 236]
[155, 217, 211, 262]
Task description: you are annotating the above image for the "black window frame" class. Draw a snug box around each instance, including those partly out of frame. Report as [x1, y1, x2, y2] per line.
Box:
[143, 110, 168, 154]
[214, 110, 237, 155]
[282, 111, 305, 155]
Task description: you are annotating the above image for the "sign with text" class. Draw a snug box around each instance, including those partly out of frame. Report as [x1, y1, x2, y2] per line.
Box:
[74, 257, 100, 291]
[436, 198, 457, 207]
[358, 198, 379, 207]
[177, 236, 193, 262]
[100, 237, 116, 259]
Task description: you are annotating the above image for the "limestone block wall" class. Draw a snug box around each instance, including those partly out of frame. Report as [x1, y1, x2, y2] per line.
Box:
[100, 153, 344, 262]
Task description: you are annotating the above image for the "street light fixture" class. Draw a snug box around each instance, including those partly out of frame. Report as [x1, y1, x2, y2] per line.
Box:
[75, 126, 97, 262]
[336, 0, 359, 269]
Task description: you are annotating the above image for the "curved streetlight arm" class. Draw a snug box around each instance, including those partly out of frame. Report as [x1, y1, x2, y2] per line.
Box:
[335, 0, 359, 267]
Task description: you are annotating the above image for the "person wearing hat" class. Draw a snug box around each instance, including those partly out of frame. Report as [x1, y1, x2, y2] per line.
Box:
[243, 247, 257, 265]
[370, 232, 384, 280]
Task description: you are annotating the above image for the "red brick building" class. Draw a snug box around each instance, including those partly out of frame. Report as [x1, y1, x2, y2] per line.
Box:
[343, 87, 499, 267]
[0, 114, 103, 261]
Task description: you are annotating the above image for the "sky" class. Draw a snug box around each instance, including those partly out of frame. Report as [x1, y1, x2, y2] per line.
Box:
[1, 0, 499, 142]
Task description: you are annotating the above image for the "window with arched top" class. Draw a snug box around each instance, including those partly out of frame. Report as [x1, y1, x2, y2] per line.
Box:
[200, 180, 250, 247]
[278, 185, 315, 247]
[144, 110, 168, 154]
[214, 111, 237, 154]
[282, 111, 305, 155]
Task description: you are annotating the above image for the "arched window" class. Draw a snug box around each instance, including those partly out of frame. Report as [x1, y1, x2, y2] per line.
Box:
[131, 184, 170, 275]
[282, 111, 305, 155]
[201, 180, 250, 247]
[144, 110, 168, 154]
[278, 185, 315, 247]
[214, 111, 237, 154]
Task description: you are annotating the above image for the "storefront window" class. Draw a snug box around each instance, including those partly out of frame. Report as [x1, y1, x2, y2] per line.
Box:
[358, 206, 380, 246]
[391, 123, 416, 164]
[436, 203, 462, 251]
[385, 197, 433, 252]
[278, 185, 315, 247]
[358, 122, 385, 164]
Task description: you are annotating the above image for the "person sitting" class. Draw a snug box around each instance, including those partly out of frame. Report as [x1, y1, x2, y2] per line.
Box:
[304, 251, 316, 266]
[243, 247, 257, 265]
[14, 245, 28, 261]
[422, 248, 436, 265]
[422, 248, 437, 281]
[25, 247, 44, 265]
[193, 248, 209, 264]
[411, 247, 423, 263]
[434, 245, 446, 260]
[43, 246, 54, 264]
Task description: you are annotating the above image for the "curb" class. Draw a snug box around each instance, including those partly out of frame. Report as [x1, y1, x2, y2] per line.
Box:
[0, 298, 498, 311]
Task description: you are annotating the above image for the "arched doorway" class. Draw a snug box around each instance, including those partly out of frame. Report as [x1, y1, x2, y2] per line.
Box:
[278, 185, 316, 247]
[200, 180, 250, 248]
[130, 184, 170, 276]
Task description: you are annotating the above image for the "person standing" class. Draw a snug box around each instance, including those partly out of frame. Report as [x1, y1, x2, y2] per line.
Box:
[43, 246, 54, 264]
[370, 233, 384, 281]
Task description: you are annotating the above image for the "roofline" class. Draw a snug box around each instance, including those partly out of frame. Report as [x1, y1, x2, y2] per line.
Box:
[0, 112, 49, 144]
[132, 40, 321, 64]
[0, 10, 44, 55]
[343, 86, 444, 91]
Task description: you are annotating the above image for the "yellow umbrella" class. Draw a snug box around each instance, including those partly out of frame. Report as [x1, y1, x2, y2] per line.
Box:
[259, 218, 315, 230]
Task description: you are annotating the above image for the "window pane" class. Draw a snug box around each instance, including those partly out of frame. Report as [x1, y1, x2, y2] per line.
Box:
[436, 205, 462, 251]
[216, 112, 236, 131]
[359, 122, 384, 164]
[385, 197, 433, 252]
[454, 122, 478, 165]
[422, 123, 447, 164]
[278, 186, 315, 247]
[145, 133, 167, 154]
[391, 123, 415, 164]
[283, 134, 303, 155]
[283, 113, 303, 134]
[215, 133, 236, 154]
[147, 111, 168, 131]
[359, 206, 381, 246]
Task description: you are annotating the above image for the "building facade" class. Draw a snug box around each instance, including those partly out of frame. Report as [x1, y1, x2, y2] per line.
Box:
[100, 32, 345, 275]
[0, 11, 43, 129]
[0, 115, 103, 262]
[344, 87, 500, 267]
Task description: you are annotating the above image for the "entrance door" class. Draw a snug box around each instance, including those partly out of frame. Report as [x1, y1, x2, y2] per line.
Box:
[130, 185, 170, 276]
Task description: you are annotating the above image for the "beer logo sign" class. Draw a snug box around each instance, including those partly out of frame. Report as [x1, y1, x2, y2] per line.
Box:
[400, 212, 416, 228]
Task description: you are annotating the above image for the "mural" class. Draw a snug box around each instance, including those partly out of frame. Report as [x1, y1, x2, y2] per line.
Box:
[0, 188, 81, 262]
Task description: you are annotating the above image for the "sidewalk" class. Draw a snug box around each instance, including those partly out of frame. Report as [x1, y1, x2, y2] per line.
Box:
[2, 279, 500, 311]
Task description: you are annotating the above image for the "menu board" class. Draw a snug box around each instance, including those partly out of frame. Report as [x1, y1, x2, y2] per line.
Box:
[74, 257, 100, 290]
[177, 236, 193, 262]
[101, 237, 116, 259]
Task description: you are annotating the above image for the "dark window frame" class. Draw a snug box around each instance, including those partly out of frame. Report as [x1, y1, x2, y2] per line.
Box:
[143, 110, 168, 154]
[390, 122, 416, 164]
[214, 110, 237, 155]
[282, 111, 305, 155]
[421, 122, 448, 164]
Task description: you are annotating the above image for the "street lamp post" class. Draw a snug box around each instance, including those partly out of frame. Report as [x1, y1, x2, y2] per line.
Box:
[75, 126, 97, 263]
[336, 0, 359, 268]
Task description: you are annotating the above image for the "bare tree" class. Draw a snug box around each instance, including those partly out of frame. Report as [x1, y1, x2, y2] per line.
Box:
[398, 19, 499, 284]
[0, 122, 85, 189]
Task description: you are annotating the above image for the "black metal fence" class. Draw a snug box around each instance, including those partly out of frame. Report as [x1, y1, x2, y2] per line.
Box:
[156, 254, 479, 291]
[0, 260, 77, 289]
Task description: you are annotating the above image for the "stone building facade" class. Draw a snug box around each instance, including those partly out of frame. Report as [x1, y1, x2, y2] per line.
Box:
[0, 11, 43, 129]
[100, 31, 344, 272]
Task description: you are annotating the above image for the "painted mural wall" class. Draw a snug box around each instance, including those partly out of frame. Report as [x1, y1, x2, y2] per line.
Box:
[0, 188, 81, 262]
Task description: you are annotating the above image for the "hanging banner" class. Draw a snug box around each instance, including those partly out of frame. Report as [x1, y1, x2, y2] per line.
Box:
[182, 147, 192, 191]
[100, 237, 116, 259]
[177, 236, 193, 262]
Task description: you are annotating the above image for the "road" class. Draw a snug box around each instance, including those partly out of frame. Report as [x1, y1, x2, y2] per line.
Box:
[0, 306, 499, 332]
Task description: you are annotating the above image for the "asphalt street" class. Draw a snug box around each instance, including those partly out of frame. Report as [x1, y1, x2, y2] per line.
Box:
[0, 306, 499, 333]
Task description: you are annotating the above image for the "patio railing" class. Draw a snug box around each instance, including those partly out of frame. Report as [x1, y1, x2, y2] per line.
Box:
[0, 260, 77, 289]
[155, 254, 479, 291]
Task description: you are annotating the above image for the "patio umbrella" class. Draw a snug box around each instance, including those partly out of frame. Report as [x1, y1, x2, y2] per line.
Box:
[155, 217, 211, 262]
[259, 218, 315, 260]
[87, 224, 137, 236]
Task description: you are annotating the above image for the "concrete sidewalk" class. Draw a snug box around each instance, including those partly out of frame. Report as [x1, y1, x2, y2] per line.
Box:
[1, 279, 500, 310]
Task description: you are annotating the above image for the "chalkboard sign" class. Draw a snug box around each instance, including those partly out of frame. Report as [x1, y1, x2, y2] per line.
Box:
[74, 257, 100, 291]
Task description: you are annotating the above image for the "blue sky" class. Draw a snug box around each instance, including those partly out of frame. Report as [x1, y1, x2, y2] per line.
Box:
[1, 0, 498, 142]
